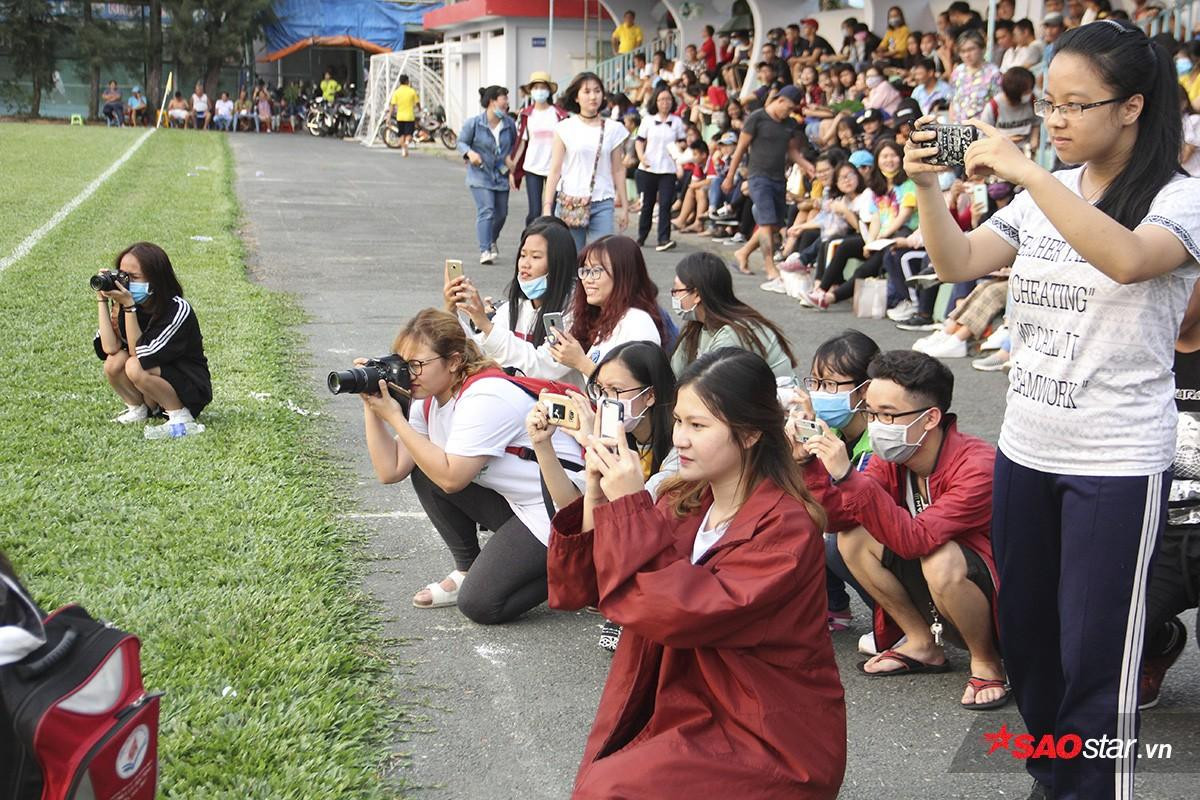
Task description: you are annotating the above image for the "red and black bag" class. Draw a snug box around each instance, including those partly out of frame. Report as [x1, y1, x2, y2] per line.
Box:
[1, 580, 161, 800]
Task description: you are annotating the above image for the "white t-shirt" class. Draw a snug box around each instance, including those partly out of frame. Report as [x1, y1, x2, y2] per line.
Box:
[523, 107, 560, 176]
[983, 169, 1200, 475]
[461, 298, 583, 387]
[585, 307, 662, 368]
[636, 113, 686, 174]
[192, 93, 209, 113]
[690, 505, 732, 563]
[215, 98, 234, 117]
[1184, 115, 1200, 178]
[409, 376, 586, 545]
[555, 115, 629, 202]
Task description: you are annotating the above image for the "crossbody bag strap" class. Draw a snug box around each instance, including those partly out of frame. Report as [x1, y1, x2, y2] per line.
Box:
[586, 117, 605, 199]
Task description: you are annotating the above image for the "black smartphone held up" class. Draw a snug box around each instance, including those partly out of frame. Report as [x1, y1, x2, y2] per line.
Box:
[542, 312, 565, 346]
[928, 124, 982, 168]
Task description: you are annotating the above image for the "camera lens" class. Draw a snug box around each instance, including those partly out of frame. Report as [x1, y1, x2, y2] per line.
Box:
[90, 273, 113, 292]
[326, 366, 381, 395]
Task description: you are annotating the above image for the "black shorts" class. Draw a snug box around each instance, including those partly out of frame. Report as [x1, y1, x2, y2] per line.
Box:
[395, 120, 415, 136]
[158, 363, 210, 419]
[1145, 522, 1200, 630]
[881, 541, 995, 650]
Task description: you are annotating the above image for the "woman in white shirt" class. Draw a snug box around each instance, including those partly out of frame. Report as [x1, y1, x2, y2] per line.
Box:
[511, 72, 568, 227]
[359, 309, 585, 623]
[635, 86, 687, 252]
[907, 20, 1200, 800]
[447, 216, 580, 383]
[543, 72, 632, 252]
[190, 82, 210, 130]
[546, 235, 671, 384]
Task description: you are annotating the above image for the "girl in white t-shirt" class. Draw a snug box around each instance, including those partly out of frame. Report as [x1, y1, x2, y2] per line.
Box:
[512, 73, 568, 227]
[546, 235, 671, 384]
[360, 309, 584, 623]
[543, 72, 631, 251]
[907, 20, 1200, 800]
[634, 86, 687, 251]
[447, 217, 581, 384]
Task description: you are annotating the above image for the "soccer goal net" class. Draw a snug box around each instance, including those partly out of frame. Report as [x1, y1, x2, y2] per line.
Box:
[356, 44, 462, 147]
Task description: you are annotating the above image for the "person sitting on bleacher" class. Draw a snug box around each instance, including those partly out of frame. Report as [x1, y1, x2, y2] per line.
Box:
[101, 81, 123, 126]
[127, 86, 147, 126]
[802, 350, 1009, 710]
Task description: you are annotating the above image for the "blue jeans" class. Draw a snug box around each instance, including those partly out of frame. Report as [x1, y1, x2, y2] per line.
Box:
[469, 187, 510, 253]
[557, 197, 614, 252]
[747, 175, 787, 227]
[213, 114, 233, 131]
[524, 173, 547, 227]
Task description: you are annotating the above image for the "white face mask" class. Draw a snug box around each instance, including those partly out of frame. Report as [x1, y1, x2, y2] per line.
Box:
[670, 293, 698, 321]
[619, 386, 652, 432]
[868, 410, 931, 463]
[530, 88, 551, 103]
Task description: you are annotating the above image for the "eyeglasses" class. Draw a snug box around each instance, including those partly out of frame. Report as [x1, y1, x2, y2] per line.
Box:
[577, 265, 610, 280]
[802, 377, 858, 394]
[668, 286, 693, 296]
[856, 405, 933, 425]
[407, 356, 444, 376]
[1033, 96, 1130, 120]
[587, 383, 648, 402]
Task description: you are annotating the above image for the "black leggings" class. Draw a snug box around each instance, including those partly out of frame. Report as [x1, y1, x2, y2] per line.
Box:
[819, 235, 864, 291]
[1144, 522, 1200, 655]
[411, 469, 548, 625]
[637, 169, 676, 245]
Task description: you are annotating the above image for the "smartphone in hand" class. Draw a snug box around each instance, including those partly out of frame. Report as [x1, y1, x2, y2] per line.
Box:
[541, 392, 581, 430]
[542, 312, 565, 346]
[599, 398, 624, 440]
[445, 258, 464, 282]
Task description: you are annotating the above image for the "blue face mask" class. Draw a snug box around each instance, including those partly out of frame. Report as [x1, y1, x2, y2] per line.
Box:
[519, 274, 548, 299]
[810, 390, 855, 429]
[129, 281, 151, 304]
[1178, 58, 1193, 76]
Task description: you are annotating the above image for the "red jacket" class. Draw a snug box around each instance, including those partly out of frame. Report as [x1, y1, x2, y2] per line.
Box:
[547, 482, 846, 799]
[804, 418, 998, 649]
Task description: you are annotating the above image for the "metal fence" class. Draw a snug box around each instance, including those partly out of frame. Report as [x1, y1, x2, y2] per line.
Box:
[594, 29, 679, 95]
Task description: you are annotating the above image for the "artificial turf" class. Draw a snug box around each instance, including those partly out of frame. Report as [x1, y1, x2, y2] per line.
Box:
[0, 123, 400, 799]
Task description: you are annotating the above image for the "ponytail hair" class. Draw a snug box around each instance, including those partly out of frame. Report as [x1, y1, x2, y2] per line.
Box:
[1052, 18, 1184, 229]
[479, 85, 508, 109]
[392, 308, 499, 394]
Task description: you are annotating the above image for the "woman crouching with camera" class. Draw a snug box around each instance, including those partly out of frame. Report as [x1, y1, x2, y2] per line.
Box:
[94, 242, 211, 438]
[360, 308, 585, 623]
[547, 348, 845, 797]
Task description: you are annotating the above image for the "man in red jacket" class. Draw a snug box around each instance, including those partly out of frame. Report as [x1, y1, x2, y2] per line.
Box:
[803, 350, 1009, 710]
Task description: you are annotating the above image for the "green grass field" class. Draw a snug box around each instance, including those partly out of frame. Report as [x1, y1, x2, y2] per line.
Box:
[0, 123, 400, 798]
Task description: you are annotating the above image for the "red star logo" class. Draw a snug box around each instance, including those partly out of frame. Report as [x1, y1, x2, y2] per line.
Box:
[983, 724, 1015, 755]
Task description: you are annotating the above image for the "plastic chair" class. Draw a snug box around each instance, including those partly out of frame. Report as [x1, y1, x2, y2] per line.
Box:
[70, 114, 84, 126]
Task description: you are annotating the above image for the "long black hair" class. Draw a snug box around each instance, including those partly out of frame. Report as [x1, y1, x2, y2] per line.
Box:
[589, 341, 676, 473]
[561, 72, 604, 114]
[1052, 18, 1183, 229]
[867, 139, 909, 196]
[505, 216, 576, 347]
[114, 242, 184, 320]
[658, 348, 826, 527]
[671, 252, 798, 367]
[644, 84, 676, 116]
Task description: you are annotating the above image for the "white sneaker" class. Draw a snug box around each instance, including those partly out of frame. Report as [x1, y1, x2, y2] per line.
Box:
[911, 330, 948, 353]
[144, 420, 206, 440]
[479, 250, 494, 265]
[923, 334, 970, 358]
[972, 351, 1010, 371]
[113, 404, 149, 424]
[980, 325, 1009, 352]
[887, 300, 915, 321]
[760, 278, 786, 294]
[858, 632, 909, 656]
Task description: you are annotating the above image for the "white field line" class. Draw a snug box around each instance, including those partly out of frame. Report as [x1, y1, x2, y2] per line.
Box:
[0, 128, 156, 273]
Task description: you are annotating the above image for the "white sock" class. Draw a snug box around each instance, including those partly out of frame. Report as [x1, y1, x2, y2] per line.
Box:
[167, 408, 194, 424]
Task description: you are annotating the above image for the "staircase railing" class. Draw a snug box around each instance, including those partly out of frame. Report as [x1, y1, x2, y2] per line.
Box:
[1138, 0, 1200, 40]
[594, 29, 679, 94]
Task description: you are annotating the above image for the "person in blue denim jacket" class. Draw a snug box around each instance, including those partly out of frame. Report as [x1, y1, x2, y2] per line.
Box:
[457, 86, 518, 264]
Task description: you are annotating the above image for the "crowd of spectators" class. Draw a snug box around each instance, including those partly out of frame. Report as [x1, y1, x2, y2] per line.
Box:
[100, 77, 325, 133]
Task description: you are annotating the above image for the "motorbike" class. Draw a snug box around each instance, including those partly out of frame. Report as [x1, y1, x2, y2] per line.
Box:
[411, 105, 457, 150]
[305, 96, 335, 137]
[306, 84, 361, 139]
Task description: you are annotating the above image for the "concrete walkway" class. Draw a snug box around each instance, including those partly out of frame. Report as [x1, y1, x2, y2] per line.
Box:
[231, 133, 1198, 800]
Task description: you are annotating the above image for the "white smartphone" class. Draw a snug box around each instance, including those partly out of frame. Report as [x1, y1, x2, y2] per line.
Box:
[971, 183, 989, 217]
[445, 258, 464, 282]
[599, 398, 624, 440]
[791, 418, 824, 442]
[542, 312, 564, 345]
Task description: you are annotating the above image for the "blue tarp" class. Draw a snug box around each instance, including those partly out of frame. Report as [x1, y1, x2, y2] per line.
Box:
[265, 0, 443, 53]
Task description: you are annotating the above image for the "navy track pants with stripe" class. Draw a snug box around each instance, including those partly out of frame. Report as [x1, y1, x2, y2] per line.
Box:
[992, 450, 1168, 800]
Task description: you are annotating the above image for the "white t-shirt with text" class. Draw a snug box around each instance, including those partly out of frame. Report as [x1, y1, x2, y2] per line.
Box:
[523, 107, 561, 176]
[983, 168, 1200, 475]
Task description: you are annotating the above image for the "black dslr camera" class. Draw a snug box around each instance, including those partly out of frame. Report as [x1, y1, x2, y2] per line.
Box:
[90, 269, 130, 292]
[327, 355, 412, 411]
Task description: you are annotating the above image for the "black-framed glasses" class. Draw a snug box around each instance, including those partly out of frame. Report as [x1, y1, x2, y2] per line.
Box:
[577, 265, 610, 280]
[587, 383, 648, 402]
[668, 286, 693, 296]
[802, 377, 858, 394]
[1033, 96, 1130, 121]
[856, 405, 933, 425]
[407, 356, 444, 376]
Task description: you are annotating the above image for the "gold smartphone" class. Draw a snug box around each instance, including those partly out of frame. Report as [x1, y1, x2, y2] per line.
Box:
[541, 392, 580, 430]
[445, 258, 464, 282]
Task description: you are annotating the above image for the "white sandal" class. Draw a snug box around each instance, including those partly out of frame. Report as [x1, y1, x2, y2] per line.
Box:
[412, 569, 466, 609]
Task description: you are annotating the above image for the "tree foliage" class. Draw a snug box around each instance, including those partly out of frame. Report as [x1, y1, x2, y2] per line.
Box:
[0, 0, 71, 116]
[162, 0, 274, 94]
